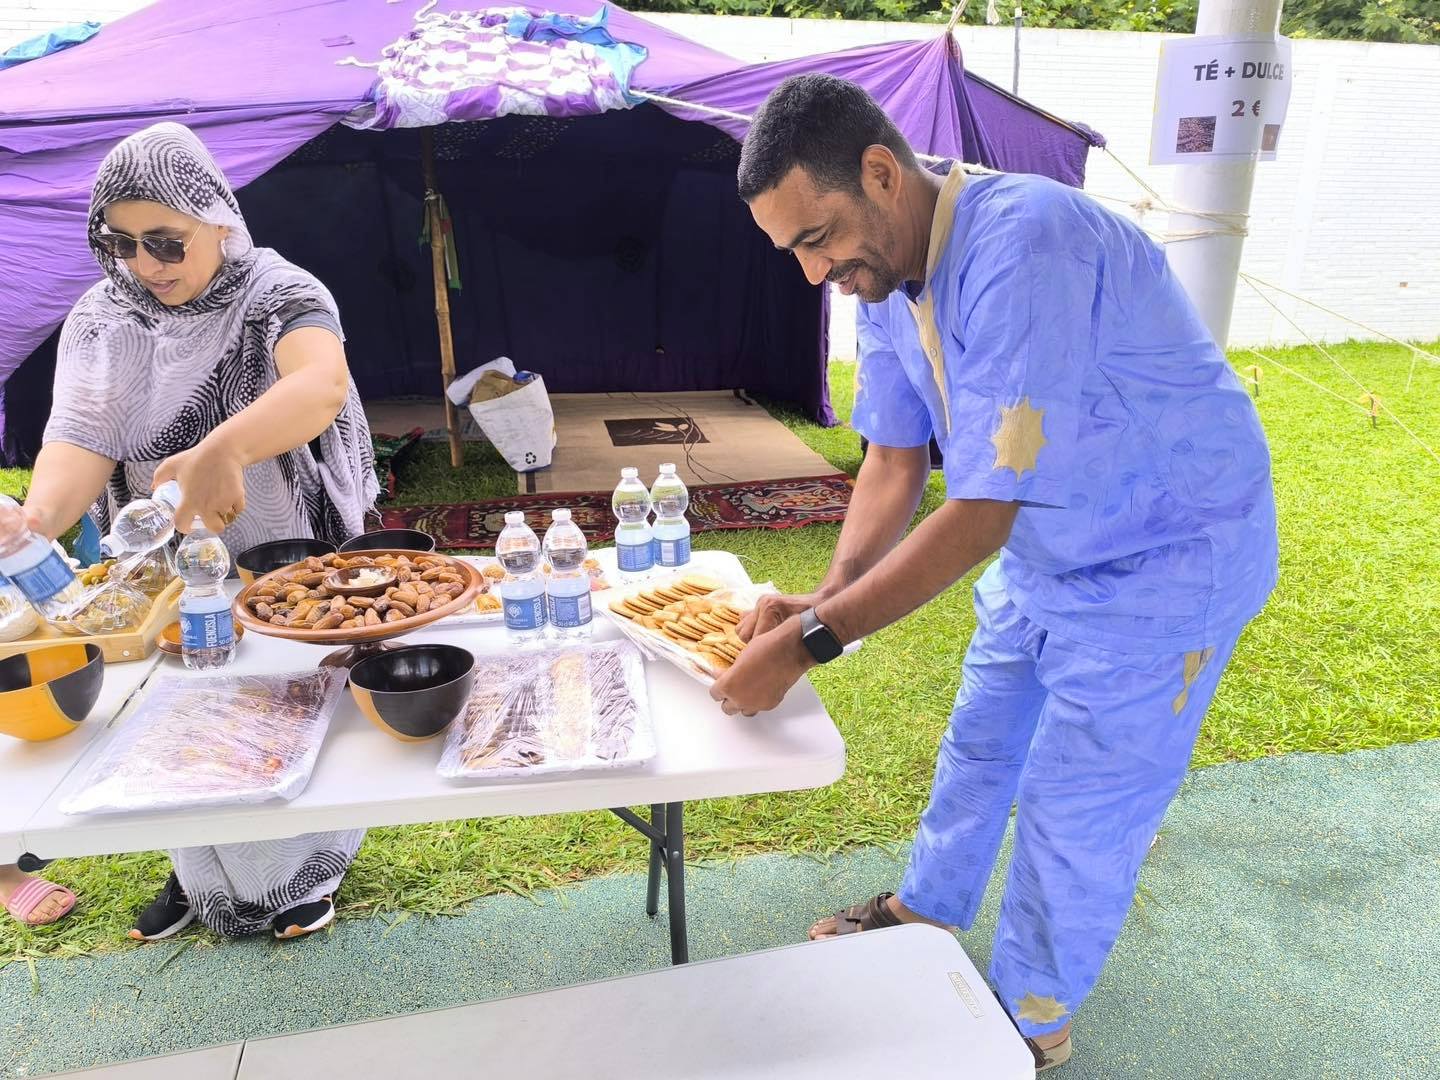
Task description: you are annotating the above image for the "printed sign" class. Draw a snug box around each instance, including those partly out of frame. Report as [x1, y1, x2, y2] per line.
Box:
[1150, 34, 1293, 165]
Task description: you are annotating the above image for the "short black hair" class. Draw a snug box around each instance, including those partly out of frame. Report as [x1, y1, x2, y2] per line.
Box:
[737, 74, 918, 202]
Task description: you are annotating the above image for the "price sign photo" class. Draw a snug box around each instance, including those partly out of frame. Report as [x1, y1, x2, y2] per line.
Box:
[1150, 34, 1293, 165]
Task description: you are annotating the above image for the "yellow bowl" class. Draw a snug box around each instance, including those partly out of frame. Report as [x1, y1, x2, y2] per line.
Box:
[0, 643, 104, 742]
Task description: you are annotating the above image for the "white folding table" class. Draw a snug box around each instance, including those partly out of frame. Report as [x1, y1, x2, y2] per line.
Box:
[4, 551, 845, 963]
[51, 926, 1036, 1079]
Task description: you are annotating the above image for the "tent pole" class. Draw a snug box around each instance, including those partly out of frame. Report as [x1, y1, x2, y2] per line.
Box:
[421, 128, 464, 469]
[1164, 0, 1283, 347]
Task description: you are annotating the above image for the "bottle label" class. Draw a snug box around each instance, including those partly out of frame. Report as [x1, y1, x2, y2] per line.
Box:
[504, 592, 546, 631]
[12, 550, 76, 604]
[548, 591, 592, 628]
[617, 540, 653, 572]
[181, 608, 234, 650]
[656, 535, 691, 567]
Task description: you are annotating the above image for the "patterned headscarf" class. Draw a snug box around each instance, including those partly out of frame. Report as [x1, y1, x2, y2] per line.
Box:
[47, 123, 378, 551]
[85, 121, 258, 318]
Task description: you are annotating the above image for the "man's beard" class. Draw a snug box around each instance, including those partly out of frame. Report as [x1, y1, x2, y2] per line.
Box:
[827, 256, 903, 303]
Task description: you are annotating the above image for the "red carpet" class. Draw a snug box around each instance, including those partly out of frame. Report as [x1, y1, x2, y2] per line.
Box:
[380, 474, 853, 550]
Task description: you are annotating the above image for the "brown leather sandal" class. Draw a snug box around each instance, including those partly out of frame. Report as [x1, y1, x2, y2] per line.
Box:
[827, 892, 904, 936]
[1027, 1033, 1073, 1072]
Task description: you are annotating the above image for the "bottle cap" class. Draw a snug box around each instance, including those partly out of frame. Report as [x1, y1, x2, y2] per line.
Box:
[659, 463, 676, 473]
[551, 508, 571, 523]
[620, 467, 638, 479]
[504, 511, 525, 525]
[190, 516, 207, 531]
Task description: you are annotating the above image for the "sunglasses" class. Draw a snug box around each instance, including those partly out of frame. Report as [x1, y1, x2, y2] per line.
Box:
[95, 222, 205, 265]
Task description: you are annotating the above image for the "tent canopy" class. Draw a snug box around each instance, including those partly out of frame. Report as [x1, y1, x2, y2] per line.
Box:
[0, 0, 1102, 459]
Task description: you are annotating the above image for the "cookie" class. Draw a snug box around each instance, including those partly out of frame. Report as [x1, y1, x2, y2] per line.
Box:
[696, 613, 730, 634]
[680, 573, 723, 593]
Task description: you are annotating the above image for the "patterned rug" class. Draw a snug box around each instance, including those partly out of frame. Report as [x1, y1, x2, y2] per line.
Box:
[371, 428, 425, 503]
[380, 474, 854, 549]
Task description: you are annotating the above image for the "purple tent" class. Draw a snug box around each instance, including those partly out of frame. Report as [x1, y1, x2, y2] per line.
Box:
[0, 0, 1101, 459]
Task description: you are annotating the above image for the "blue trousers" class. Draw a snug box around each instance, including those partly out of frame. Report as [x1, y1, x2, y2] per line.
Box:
[899, 565, 1239, 1036]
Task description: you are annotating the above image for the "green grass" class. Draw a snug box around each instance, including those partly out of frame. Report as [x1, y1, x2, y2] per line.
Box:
[4, 340, 1438, 961]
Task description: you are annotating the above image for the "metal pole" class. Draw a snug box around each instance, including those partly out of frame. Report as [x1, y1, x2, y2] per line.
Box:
[1164, 0, 1284, 348]
[1012, 5, 1022, 95]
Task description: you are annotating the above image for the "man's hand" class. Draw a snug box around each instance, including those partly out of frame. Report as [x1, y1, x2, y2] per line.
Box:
[737, 592, 828, 643]
[153, 437, 246, 535]
[709, 614, 815, 716]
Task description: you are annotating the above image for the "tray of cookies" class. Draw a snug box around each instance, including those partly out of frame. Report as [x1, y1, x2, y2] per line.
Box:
[602, 570, 774, 685]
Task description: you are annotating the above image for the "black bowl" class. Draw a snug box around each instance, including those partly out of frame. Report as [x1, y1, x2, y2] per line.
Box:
[236, 538, 338, 586]
[349, 644, 475, 742]
[338, 529, 437, 554]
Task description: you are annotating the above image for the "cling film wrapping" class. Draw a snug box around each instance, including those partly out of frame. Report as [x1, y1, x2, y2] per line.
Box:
[438, 641, 654, 780]
[60, 669, 346, 814]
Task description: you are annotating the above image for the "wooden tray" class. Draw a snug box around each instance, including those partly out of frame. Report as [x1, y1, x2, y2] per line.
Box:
[0, 577, 182, 665]
[232, 549, 483, 668]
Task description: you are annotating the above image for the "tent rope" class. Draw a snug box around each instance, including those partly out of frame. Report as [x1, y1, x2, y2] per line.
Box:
[1239, 272, 1440, 370]
[1089, 146, 1250, 242]
[1241, 280, 1440, 466]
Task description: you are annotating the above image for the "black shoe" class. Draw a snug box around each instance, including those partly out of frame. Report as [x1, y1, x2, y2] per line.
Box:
[129, 872, 195, 942]
[273, 896, 334, 940]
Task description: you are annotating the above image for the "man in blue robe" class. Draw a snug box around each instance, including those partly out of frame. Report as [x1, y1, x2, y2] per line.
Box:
[711, 74, 1278, 1071]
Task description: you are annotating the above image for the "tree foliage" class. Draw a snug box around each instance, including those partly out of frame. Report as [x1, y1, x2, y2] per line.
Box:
[627, 0, 1439, 44]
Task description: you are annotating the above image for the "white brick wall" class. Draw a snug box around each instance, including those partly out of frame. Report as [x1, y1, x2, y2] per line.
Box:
[4, 2, 1436, 353]
[646, 16, 1440, 356]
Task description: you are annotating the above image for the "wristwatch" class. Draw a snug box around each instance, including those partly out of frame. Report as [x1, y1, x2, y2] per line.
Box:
[799, 607, 844, 664]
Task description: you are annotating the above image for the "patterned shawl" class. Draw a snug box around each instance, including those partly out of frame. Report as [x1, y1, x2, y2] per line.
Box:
[45, 122, 378, 554]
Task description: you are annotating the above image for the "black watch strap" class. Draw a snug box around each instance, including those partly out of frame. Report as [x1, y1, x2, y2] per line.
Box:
[799, 607, 844, 664]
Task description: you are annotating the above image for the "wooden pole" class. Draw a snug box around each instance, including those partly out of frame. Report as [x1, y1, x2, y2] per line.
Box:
[421, 128, 464, 469]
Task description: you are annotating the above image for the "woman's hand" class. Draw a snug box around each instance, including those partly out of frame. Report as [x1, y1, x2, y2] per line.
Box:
[153, 436, 246, 535]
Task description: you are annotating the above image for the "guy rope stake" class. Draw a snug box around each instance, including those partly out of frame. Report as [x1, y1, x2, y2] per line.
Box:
[1244, 364, 1261, 397]
[1358, 392, 1381, 429]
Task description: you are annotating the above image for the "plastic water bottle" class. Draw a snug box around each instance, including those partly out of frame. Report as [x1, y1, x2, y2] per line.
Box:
[650, 463, 691, 569]
[496, 511, 546, 644]
[612, 467, 654, 580]
[543, 509, 592, 640]
[175, 517, 235, 670]
[101, 480, 182, 556]
[0, 495, 89, 621]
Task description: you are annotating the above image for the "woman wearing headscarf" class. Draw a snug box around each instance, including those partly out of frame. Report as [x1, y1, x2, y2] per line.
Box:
[15, 121, 379, 941]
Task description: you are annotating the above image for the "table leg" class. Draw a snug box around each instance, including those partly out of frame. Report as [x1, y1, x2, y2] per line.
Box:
[664, 801, 688, 965]
[645, 803, 665, 918]
[608, 802, 689, 965]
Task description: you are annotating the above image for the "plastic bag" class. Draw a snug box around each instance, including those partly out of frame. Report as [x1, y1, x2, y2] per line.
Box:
[60, 668, 347, 815]
[438, 641, 653, 780]
[0, 579, 39, 642]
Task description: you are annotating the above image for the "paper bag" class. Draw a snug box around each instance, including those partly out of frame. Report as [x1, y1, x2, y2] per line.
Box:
[467, 373, 556, 472]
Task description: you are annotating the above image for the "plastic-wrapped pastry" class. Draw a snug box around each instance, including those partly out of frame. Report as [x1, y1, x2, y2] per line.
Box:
[55, 581, 149, 636]
[438, 641, 653, 780]
[60, 668, 346, 814]
[0, 581, 40, 642]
